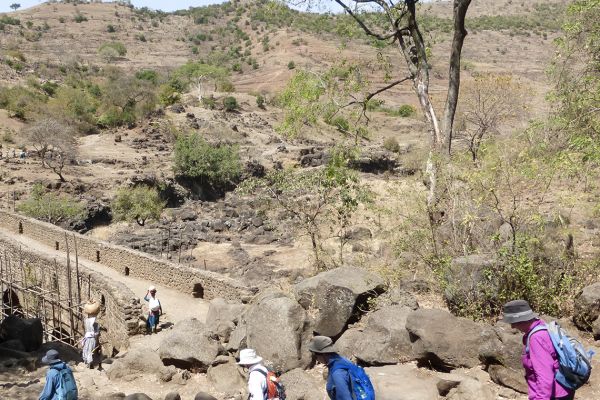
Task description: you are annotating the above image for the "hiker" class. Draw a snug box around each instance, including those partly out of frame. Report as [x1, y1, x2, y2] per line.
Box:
[81, 300, 101, 369]
[238, 348, 268, 399]
[502, 299, 575, 400]
[308, 336, 375, 400]
[144, 285, 162, 334]
[39, 349, 78, 400]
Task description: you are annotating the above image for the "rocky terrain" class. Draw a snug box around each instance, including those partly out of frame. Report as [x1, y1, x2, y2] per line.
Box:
[2, 0, 600, 399]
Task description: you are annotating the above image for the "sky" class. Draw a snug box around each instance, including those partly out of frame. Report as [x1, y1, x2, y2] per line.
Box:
[0, 1, 226, 13]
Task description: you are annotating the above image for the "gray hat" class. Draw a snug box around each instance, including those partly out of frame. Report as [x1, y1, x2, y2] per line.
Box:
[502, 300, 538, 324]
[41, 349, 61, 364]
[308, 336, 336, 353]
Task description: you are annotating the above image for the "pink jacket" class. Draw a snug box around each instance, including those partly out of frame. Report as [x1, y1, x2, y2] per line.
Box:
[522, 319, 572, 400]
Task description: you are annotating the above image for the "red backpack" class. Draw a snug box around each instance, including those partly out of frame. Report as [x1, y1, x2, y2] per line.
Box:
[256, 369, 286, 400]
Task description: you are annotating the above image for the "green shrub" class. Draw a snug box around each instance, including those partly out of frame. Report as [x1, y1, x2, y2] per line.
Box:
[58, 17, 65, 23]
[329, 116, 349, 132]
[136, 34, 147, 42]
[73, 13, 88, 23]
[232, 62, 242, 72]
[223, 96, 238, 111]
[135, 69, 159, 84]
[201, 95, 216, 109]
[383, 137, 401, 153]
[107, 24, 116, 33]
[41, 81, 58, 96]
[397, 104, 416, 118]
[287, 60, 296, 70]
[173, 133, 241, 187]
[112, 185, 165, 226]
[17, 184, 86, 224]
[98, 41, 127, 57]
[256, 94, 265, 109]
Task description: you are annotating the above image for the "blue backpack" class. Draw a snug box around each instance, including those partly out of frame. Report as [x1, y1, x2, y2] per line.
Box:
[51, 363, 78, 400]
[526, 321, 594, 390]
[330, 358, 375, 400]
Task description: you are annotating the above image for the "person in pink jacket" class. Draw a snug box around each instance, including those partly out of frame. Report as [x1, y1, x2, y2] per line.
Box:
[502, 300, 575, 400]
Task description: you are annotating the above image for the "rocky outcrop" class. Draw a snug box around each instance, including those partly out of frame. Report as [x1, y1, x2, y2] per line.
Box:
[107, 348, 166, 381]
[207, 356, 245, 396]
[0, 317, 43, 352]
[158, 318, 221, 371]
[405, 309, 486, 371]
[574, 282, 600, 337]
[294, 267, 385, 337]
[336, 305, 414, 365]
[244, 291, 311, 372]
[205, 297, 246, 342]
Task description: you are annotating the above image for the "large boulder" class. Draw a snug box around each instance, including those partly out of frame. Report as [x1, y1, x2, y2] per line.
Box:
[279, 368, 326, 400]
[478, 324, 526, 393]
[443, 255, 497, 314]
[205, 298, 246, 342]
[294, 267, 385, 337]
[244, 291, 311, 372]
[158, 318, 221, 371]
[107, 348, 166, 381]
[365, 364, 441, 400]
[207, 356, 246, 396]
[124, 395, 153, 400]
[0, 317, 43, 352]
[574, 282, 600, 337]
[336, 305, 414, 365]
[405, 309, 487, 371]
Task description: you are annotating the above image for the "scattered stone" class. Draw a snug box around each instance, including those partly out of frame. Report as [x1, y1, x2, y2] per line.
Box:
[164, 393, 181, 400]
[279, 368, 326, 400]
[365, 364, 440, 400]
[207, 356, 245, 396]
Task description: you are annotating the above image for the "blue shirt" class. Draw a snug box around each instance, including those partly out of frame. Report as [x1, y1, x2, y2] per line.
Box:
[326, 354, 353, 400]
[39, 362, 64, 400]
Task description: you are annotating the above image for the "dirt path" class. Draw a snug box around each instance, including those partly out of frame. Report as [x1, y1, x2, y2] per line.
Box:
[0, 228, 209, 325]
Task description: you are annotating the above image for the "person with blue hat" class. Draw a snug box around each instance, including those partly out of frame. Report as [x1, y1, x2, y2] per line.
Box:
[39, 349, 78, 400]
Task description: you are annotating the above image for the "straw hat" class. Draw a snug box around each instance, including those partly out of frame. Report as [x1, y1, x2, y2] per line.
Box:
[83, 300, 100, 315]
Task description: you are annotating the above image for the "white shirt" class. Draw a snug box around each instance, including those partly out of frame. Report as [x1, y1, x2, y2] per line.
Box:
[247, 364, 268, 400]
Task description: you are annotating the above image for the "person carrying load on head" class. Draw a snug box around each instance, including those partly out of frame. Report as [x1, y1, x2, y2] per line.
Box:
[81, 299, 101, 370]
[144, 285, 162, 334]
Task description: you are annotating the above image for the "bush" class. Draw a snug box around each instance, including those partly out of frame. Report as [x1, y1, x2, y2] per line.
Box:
[112, 185, 165, 226]
[330, 116, 349, 132]
[173, 133, 241, 188]
[107, 24, 116, 33]
[383, 137, 401, 153]
[135, 69, 159, 84]
[397, 104, 416, 118]
[223, 96, 238, 111]
[256, 94, 265, 109]
[98, 41, 127, 57]
[287, 60, 296, 70]
[201, 95, 216, 109]
[17, 184, 85, 224]
[73, 13, 88, 23]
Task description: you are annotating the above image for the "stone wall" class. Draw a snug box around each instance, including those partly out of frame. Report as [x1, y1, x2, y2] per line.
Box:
[0, 210, 254, 302]
[0, 233, 139, 354]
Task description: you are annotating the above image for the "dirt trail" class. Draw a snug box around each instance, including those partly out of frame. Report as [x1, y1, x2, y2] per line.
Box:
[0, 228, 209, 325]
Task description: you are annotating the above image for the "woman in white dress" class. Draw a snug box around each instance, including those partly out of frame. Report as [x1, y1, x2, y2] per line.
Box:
[144, 286, 162, 334]
[82, 300, 100, 369]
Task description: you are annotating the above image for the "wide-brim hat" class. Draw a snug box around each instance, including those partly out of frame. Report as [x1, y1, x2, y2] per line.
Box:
[83, 300, 100, 315]
[237, 348, 263, 365]
[308, 336, 336, 353]
[41, 349, 61, 364]
[502, 299, 538, 324]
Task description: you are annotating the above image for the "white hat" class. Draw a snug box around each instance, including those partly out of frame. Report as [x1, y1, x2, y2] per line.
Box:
[237, 348, 263, 365]
[149, 286, 156, 291]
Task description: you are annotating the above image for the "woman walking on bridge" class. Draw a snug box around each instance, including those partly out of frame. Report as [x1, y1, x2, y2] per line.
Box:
[82, 300, 101, 370]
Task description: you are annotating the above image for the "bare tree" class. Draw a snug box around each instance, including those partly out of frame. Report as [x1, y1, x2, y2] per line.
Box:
[26, 118, 78, 182]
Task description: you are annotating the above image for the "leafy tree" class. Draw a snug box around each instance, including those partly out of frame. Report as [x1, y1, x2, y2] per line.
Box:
[10, 3, 20, 11]
[173, 133, 241, 188]
[112, 185, 165, 226]
[256, 94, 266, 109]
[25, 118, 77, 182]
[17, 184, 85, 224]
[223, 96, 238, 111]
[238, 148, 371, 270]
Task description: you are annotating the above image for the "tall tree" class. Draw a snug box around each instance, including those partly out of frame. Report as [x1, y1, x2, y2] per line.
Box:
[10, 3, 20, 11]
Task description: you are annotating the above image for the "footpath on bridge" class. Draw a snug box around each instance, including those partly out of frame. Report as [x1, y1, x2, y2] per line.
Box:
[0, 227, 209, 325]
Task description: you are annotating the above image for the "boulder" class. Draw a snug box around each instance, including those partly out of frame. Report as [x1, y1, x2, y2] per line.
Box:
[445, 376, 495, 400]
[194, 393, 218, 400]
[405, 309, 486, 371]
[336, 305, 413, 365]
[159, 318, 221, 371]
[574, 282, 600, 336]
[279, 368, 326, 400]
[124, 395, 153, 400]
[294, 267, 385, 337]
[365, 364, 440, 400]
[227, 322, 247, 352]
[343, 227, 372, 240]
[244, 291, 311, 372]
[487, 364, 527, 394]
[443, 254, 497, 314]
[207, 357, 246, 396]
[107, 348, 166, 381]
[0, 316, 43, 352]
[205, 298, 245, 342]
[164, 394, 181, 400]
[478, 323, 525, 393]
